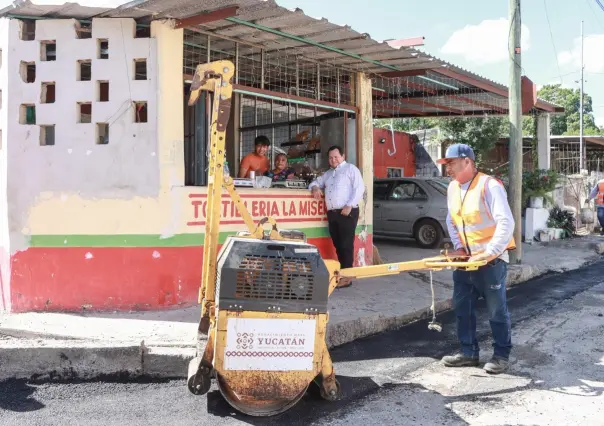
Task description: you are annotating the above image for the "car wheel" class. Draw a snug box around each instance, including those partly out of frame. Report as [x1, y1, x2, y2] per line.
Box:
[414, 219, 443, 249]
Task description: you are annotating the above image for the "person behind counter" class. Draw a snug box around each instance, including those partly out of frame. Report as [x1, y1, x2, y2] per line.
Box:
[265, 153, 295, 181]
[238, 135, 271, 178]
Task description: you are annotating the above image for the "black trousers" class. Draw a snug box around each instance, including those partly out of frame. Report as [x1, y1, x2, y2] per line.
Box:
[327, 208, 359, 269]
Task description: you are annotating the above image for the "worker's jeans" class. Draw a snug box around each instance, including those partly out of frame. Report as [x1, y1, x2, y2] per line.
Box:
[452, 259, 512, 360]
[597, 207, 604, 234]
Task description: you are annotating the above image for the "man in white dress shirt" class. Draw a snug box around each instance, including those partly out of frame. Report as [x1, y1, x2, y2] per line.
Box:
[309, 146, 365, 288]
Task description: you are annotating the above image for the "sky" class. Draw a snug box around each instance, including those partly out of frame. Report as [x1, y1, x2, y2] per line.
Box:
[276, 0, 604, 128]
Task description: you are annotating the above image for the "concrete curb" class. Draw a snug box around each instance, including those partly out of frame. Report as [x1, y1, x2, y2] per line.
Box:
[1, 254, 601, 382]
[0, 343, 143, 381]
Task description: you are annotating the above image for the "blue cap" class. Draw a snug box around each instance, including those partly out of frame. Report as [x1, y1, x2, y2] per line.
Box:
[437, 143, 475, 164]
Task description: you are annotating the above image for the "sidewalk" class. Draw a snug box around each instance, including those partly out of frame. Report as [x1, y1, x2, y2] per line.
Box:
[1, 236, 603, 381]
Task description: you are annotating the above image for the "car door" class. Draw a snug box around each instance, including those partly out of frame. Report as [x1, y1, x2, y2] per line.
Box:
[381, 180, 429, 236]
[372, 181, 393, 234]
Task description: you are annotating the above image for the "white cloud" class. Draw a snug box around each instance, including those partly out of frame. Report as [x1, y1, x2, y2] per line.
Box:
[558, 34, 604, 73]
[441, 18, 530, 65]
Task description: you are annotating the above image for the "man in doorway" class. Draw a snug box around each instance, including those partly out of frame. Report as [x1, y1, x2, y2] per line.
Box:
[309, 146, 365, 288]
[438, 143, 516, 374]
[586, 179, 604, 235]
[239, 135, 271, 178]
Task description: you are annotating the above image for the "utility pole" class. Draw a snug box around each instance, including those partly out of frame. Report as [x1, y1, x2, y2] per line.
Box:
[580, 20, 584, 171]
[508, 0, 522, 264]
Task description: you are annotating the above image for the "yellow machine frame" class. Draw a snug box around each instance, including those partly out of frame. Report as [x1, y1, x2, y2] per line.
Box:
[186, 60, 486, 415]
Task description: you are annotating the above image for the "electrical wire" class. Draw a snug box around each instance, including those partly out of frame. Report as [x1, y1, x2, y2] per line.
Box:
[543, 0, 564, 84]
[596, 0, 604, 12]
[507, 0, 526, 75]
[586, 0, 604, 31]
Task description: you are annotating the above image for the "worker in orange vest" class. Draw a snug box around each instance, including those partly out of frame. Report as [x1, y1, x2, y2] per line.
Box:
[437, 144, 516, 375]
[586, 179, 604, 235]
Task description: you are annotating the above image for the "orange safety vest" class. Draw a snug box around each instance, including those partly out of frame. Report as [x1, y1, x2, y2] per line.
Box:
[449, 172, 516, 256]
[597, 181, 604, 206]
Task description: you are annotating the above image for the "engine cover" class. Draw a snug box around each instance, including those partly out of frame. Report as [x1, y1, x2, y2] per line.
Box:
[216, 237, 330, 313]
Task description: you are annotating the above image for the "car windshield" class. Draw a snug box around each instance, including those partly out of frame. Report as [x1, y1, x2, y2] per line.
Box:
[426, 179, 449, 196]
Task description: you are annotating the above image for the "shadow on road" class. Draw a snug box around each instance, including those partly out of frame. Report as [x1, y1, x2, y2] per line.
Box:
[331, 260, 604, 365]
[204, 375, 380, 424]
[0, 380, 45, 412]
[204, 375, 470, 425]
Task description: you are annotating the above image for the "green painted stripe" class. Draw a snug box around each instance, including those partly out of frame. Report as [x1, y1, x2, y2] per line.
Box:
[28, 225, 373, 248]
[29, 234, 205, 248]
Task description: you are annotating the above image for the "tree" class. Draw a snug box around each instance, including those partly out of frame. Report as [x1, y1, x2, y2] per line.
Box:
[373, 117, 438, 132]
[437, 117, 508, 164]
[534, 84, 601, 135]
[374, 116, 507, 165]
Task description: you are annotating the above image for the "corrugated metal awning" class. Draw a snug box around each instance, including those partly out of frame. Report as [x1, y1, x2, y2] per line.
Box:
[0, 0, 565, 117]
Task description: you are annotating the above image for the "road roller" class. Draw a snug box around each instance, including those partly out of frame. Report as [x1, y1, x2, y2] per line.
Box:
[185, 60, 486, 417]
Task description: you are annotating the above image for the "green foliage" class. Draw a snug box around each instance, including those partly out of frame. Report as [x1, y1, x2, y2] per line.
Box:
[437, 117, 508, 164]
[375, 116, 508, 166]
[522, 169, 561, 206]
[373, 117, 438, 132]
[375, 84, 603, 143]
[521, 115, 535, 135]
[547, 206, 576, 238]
[535, 84, 601, 135]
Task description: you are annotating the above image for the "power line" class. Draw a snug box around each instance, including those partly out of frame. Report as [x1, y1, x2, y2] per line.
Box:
[507, 0, 525, 74]
[596, 0, 604, 12]
[560, 70, 581, 77]
[586, 0, 604, 31]
[543, 0, 564, 84]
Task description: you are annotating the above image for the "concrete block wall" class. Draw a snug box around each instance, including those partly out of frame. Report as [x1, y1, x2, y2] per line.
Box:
[5, 17, 159, 250]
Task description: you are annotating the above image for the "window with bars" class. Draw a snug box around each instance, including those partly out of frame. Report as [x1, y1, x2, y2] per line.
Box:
[182, 28, 357, 185]
[238, 94, 323, 166]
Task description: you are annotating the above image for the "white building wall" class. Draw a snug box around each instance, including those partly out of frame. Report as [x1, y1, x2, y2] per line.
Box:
[5, 17, 159, 250]
[0, 18, 9, 311]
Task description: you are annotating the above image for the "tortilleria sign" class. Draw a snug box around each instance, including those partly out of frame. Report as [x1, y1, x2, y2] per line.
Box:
[224, 318, 316, 371]
[187, 193, 327, 226]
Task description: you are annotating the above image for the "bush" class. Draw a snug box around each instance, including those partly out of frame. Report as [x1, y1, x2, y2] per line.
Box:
[522, 169, 560, 206]
[486, 168, 560, 208]
[547, 206, 576, 238]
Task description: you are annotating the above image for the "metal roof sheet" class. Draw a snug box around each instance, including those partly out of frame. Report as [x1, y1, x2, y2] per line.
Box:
[0, 0, 564, 116]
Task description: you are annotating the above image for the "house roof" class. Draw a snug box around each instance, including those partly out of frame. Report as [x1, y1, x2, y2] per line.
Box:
[0, 0, 565, 117]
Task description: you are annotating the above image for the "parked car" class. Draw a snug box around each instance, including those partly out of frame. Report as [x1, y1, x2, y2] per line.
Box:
[373, 177, 451, 248]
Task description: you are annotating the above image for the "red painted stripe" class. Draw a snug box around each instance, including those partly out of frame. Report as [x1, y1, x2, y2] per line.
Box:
[8, 235, 373, 312]
[0, 246, 10, 312]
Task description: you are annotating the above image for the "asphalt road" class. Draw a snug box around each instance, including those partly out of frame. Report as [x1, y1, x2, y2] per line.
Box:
[2, 261, 604, 426]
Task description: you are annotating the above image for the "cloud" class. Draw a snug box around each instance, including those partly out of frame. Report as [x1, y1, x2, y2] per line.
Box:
[441, 18, 530, 65]
[558, 34, 604, 73]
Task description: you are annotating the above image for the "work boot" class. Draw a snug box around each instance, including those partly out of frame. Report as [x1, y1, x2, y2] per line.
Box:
[483, 356, 509, 374]
[442, 353, 479, 367]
